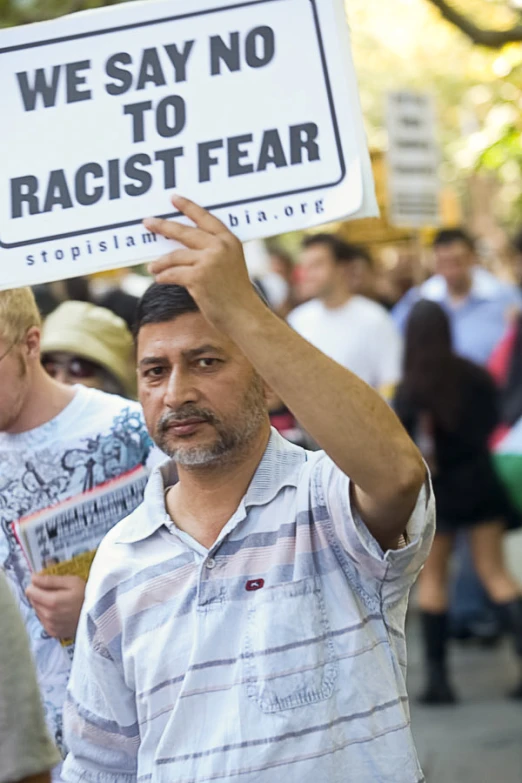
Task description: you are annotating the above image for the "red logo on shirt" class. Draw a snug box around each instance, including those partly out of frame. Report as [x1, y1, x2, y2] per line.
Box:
[246, 579, 265, 591]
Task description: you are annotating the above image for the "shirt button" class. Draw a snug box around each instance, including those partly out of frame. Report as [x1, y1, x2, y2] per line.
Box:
[206, 558, 216, 570]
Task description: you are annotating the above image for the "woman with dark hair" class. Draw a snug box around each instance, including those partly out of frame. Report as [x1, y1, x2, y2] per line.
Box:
[394, 300, 522, 704]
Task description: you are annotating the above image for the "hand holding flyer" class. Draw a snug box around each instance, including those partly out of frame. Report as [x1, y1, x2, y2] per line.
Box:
[26, 574, 86, 641]
[13, 466, 148, 645]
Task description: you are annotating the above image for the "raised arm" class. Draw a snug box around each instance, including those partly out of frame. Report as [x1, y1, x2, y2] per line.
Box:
[144, 196, 426, 550]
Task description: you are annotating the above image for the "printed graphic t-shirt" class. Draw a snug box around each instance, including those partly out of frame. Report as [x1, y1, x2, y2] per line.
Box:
[0, 385, 154, 760]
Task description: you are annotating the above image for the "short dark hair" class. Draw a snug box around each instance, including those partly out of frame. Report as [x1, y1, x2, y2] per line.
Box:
[301, 234, 372, 266]
[134, 284, 199, 337]
[134, 282, 269, 337]
[433, 228, 474, 251]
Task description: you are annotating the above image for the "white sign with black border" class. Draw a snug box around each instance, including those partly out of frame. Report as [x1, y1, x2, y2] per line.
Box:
[0, 0, 377, 290]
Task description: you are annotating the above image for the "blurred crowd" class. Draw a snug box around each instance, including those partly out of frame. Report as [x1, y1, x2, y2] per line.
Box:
[3, 221, 522, 781]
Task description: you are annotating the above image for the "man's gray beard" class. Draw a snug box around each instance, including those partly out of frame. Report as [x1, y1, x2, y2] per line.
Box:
[157, 376, 267, 468]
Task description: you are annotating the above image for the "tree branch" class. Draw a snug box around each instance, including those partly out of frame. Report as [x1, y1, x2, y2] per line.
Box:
[2, 0, 125, 26]
[426, 0, 522, 47]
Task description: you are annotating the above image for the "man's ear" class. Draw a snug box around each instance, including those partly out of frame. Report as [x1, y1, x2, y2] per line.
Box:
[24, 326, 41, 360]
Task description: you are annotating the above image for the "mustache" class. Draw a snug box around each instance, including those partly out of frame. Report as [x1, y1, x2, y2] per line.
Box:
[157, 406, 218, 433]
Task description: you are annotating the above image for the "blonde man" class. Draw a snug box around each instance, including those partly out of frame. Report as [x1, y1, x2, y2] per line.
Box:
[0, 288, 155, 779]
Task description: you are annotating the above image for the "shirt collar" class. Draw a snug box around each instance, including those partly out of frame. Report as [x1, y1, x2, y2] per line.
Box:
[420, 267, 503, 304]
[114, 428, 307, 545]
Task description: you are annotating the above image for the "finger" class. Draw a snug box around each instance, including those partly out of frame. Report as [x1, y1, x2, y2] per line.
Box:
[170, 194, 228, 236]
[142, 217, 215, 250]
[35, 609, 53, 624]
[152, 267, 193, 288]
[32, 574, 70, 590]
[147, 249, 197, 276]
[26, 585, 57, 609]
[34, 613, 55, 635]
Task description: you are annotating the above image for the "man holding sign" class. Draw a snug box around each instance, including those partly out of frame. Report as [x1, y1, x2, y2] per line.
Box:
[63, 196, 433, 783]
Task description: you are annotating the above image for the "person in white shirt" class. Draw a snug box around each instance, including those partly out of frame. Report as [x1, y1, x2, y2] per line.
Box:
[0, 288, 155, 779]
[288, 234, 403, 399]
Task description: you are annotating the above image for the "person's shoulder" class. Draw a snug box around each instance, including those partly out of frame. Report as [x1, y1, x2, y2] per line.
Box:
[262, 429, 320, 492]
[85, 502, 146, 602]
[294, 445, 334, 484]
[498, 280, 522, 305]
[392, 284, 422, 319]
[287, 299, 320, 326]
[81, 386, 142, 414]
[473, 268, 521, 303]
[351, 296, 399, 329]
[302, 448, 352, 500]
[352, 295, 393, 318]
[418, 274, 446, 297]
[455, 357, 495, 391]
[80, 388, 152, 442]
[80, 388, 147, 427]
[99, 501, 145, 550]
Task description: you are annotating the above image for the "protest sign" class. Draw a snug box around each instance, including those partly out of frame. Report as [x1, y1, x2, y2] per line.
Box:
[386, 90, 441, 228]
[0, 0, 377, 290]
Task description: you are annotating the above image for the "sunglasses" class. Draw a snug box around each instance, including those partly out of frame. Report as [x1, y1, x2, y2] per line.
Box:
[42, 355, 102, 380]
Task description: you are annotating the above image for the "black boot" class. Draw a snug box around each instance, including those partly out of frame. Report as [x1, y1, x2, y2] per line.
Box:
[495, 597, 522, 700]
[418, 611, 458, 705]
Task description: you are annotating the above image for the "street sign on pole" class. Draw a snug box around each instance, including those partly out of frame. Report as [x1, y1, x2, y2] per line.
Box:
[386, 91, 440, 228]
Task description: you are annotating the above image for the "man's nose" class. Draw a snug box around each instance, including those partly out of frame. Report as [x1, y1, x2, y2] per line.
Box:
[164, 368, 198, 408]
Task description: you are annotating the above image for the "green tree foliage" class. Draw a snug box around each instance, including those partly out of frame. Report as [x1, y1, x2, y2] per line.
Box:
[0, 0, 124, 27]
[347, 0, 522, 225]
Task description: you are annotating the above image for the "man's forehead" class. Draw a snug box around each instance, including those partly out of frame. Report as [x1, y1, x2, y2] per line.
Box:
[436, 241, 472, 257]
[137, 313, 235, 357]
[301, 244, 332, 261]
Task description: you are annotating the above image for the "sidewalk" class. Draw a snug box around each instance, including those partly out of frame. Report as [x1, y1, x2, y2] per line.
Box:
[407, 615, 522, 782]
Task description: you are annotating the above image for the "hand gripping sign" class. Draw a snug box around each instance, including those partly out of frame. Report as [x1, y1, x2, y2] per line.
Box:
[0, 0, 377, 290]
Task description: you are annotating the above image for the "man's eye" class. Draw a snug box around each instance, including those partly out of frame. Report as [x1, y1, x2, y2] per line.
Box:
[197, 358, 219, 369]
[144, 367, 165, 378]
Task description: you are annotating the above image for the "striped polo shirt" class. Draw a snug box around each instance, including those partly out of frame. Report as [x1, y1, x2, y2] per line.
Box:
[63, 429, 434, 783]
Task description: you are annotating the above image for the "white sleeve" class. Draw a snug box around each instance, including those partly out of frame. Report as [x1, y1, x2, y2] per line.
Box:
[0, 571, 61, 783]
[372, 314, 403, 390]
[62, 604, 139, 783]
[314, 455, 435, 605]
